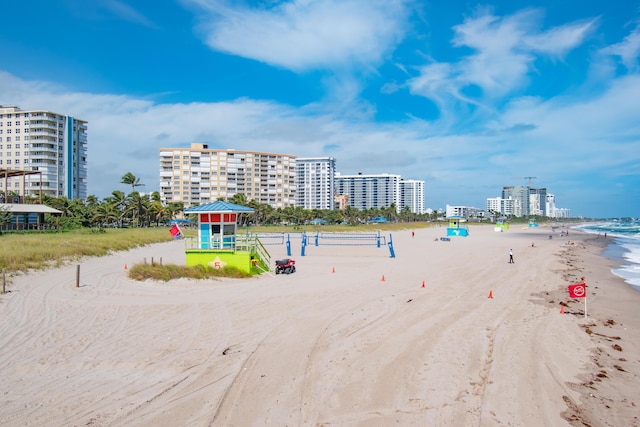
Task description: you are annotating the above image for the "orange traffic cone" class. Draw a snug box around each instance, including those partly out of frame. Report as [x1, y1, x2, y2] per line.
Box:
[560, 305, 565, 314]
[124, 264, 128, 270]
[488, 290, 493, 299]
[421, 281, 425, 288]
[332, 266, 335, 273]
[381, 274, 385, 282]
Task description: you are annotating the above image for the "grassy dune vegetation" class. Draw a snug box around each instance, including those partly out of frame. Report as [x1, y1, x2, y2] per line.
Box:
[127, 263, 252, 281]
[0, 228, 173, 273]
[0, 222, 434, 274]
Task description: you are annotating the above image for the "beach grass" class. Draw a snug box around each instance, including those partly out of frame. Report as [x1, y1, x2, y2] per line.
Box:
[127, 263, 252, 281]
[0, 221, 442, 274]
[0, 228, 173, 273]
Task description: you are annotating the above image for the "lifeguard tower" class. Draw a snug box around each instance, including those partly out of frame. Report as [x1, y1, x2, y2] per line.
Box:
[446, 216, 469, 237]
[183, 201, 270, 274]
[495, 216, 509, 232]
[528, 218, 538, 228]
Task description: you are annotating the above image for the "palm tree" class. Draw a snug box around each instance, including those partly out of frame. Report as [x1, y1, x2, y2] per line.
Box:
[92, 204, 121, 227]
[229, 193, 248, 206]
[121, 172, 144, 193]
[105, 190, 127, 227]
[126, 191, 147, 227]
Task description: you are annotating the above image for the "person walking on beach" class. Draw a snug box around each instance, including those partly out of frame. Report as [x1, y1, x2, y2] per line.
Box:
[509, 249, 514, 263]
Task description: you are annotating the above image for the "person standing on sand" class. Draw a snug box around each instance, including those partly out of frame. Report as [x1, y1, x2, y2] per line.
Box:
[509, 249, 514, 263]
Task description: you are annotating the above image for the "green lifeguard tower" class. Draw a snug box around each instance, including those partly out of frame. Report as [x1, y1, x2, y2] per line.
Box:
[495, 216, 509, 232]
[446, 216, 469, 237]
[183, 201, 270, 274]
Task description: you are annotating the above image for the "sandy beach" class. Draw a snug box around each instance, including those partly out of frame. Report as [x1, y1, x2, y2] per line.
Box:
[0, 225, 638, 426]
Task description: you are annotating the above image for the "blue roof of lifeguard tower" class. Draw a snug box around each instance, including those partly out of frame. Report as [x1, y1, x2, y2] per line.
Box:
[184, 201, 254, 213]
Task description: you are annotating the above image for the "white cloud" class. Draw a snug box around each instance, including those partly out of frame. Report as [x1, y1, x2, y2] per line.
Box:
[102, 0, 159, 28]
[408, 9, 595, 103]
[186, 0, 411, 72]
[600, 24, 640, 72]
[1, 6, 639, 217]
[1, 66, 638, 216]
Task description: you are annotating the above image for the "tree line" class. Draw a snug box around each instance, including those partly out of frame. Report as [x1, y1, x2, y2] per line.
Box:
[1, 172, 441, 230]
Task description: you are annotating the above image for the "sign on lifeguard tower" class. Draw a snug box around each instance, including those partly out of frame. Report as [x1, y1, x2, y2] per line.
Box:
[446, 216, 469, 237]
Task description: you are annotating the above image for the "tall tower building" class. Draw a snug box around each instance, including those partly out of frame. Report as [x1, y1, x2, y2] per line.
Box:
[529, 187, 547, 216]
[335, 173, 402, 212]
[502, 186, 529, 217]
[159, 143, 296, 209]
[0, 105, 88, 199]
[294, 157, 336, 210]
[400, 179, 425, 214]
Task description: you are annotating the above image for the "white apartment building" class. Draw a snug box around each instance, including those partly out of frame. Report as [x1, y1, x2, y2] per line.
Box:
[159, 143, 296, 208]
[335, 173, 402, 212]
[0, 105, 88, 199]
[545, 193, 570, 218]
[294, 157, 336, 210]
[486, 197, 502, 213]
[488, 190, 570, 218]
[446, 204, 469, 218]
[400, 179, 425, 214]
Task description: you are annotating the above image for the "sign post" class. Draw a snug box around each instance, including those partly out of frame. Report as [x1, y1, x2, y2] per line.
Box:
[568, 279, 587, 319]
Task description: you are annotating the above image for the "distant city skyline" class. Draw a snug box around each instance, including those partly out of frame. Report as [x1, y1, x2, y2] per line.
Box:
[1, 0, 638, 218]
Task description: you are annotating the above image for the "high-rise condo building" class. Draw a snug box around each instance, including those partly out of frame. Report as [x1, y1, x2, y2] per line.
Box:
[335, 173, 403, 212]
[294, 157, 336, 210]
[502, 185, 529, 217]
[529, 187, 547, 216]
[400, 179, 425, 214]
[159, 143, 296, 208]
[0, 105, 88, 199]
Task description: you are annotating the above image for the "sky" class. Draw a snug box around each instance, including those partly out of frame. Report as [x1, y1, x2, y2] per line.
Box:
[1, 0, 639, 218]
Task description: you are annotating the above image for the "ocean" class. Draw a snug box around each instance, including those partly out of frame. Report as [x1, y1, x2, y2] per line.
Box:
[573, 220, 640, 292]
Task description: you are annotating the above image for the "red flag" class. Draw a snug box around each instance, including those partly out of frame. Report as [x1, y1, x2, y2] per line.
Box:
[568, 282, 586, 298]
[169, 224, 181, 239]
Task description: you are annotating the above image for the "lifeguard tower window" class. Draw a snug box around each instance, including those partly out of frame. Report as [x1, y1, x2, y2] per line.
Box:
[211, 224, 236, 235]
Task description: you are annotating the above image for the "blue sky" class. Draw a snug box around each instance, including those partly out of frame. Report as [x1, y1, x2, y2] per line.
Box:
[1, 0, 639, 218]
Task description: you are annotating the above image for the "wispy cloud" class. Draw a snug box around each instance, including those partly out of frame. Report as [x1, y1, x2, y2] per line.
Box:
[408, 8, 596, 108]
[186, 0, 411, 72]
[101, 0, 159, 29]
[600, 23, 640, 72]
[1, 4, 638, 217]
